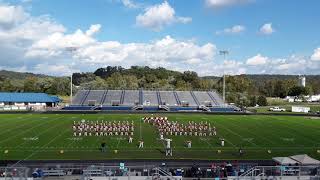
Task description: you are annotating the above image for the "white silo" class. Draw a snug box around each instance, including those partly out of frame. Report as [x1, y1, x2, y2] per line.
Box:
[298, 76, 306, 87]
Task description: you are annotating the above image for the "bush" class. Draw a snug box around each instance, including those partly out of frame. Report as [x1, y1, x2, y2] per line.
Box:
[257, 96, 268, 106]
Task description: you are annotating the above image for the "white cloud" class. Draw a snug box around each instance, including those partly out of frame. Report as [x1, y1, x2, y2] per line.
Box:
[0, 4, 320, 76]
[246, 54, 268, 65]
[136, 1, 191, 31]
[0, 4, 214, 75]
[260, 23, 274, 35]
[72, 35, 216, 67]
[205, 0, 253, 9]
[85, 24, 101, 36]
[121, 0, 139, 8]
[311, 47, 320, 61]
[185, 58, 202, 65]
[216, 25, 245, 35]
[0, 5, 28, 29]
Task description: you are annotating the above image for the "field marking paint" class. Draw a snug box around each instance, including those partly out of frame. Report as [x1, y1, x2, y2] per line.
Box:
[0, 116, 37, 136]
[267, 116, 319, 145]
[16, 116, 69, 148]
[213, 120, 259, 147]
[116, 138, 122, 149]
[67, 137, 83, 141]
[225, 117, 276, 146]
[281, 137, 295, 142]
[242, 138, 254, 142]
[22, 137, 39, 141]
[20, 120, 74, 163]
[0, 116, 61, 144]
[199, 138, 215, 149]
[0, 116, 63, 145]
[249, 116, 299, 147]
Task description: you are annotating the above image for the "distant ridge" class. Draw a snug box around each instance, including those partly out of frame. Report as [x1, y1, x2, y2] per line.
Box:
[0, 70, 49, 79]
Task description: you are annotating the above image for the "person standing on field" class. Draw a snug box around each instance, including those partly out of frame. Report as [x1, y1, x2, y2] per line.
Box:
[139, 139, 144, 148]
[221, 138, 225, 147]
[128, 136, 133, 143]
[164, 138, 172, 156]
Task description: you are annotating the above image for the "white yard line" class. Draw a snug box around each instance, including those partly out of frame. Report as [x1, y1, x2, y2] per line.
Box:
[225, 117, 276, 146]
[16, 116, 68, 148]
[213, 120, 259, 147]
[0, 116, 62, 145]
[0, 116, 37, 136]
[11, 120, 74, 167]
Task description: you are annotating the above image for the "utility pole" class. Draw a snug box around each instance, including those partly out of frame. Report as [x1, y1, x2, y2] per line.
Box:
[219, 50, 229, 105]
[70, 73, 73, 105]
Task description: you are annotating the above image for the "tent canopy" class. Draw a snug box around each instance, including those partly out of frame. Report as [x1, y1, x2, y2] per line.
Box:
[272, 157, 299, 165]
[290, 154, 320, 165]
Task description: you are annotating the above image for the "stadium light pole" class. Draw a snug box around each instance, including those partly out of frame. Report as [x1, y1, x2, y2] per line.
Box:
[70, 73, 73, 105]
[219, 50, 229, 106]
[65, 47, 78, 105]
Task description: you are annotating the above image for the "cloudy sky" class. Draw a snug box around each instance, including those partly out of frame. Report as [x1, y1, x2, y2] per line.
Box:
[0, 0, 320, 76]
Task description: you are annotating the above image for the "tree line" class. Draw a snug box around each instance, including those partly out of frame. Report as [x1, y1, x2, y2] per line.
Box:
[1, 67, 319, 107]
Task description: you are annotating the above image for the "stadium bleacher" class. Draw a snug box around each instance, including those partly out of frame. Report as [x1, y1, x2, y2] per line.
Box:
[159, 91, 178, 106]
[142, 90, 159, 106]
[193, 91, 213, 106]
[66, 89, 234, 112]
[208, 91, 224, 105]
[123, 90, 139, 105]
[176, 91, 198, 106]
[83, 90, 105, 105]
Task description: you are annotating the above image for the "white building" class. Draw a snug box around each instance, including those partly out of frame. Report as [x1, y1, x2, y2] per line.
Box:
[298, 76, 306, 87]
[292, 106, 310, 113]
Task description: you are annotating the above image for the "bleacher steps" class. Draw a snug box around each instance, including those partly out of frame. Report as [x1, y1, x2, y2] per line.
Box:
[120, 90, 125, 104]
[100, 90, 108, 105]
[80, 90, 90, 105]
[173, 91, 181, 105]
[207, 91, 218, 105]
[156, 90, 162, 105]
[190, 91, 200, 106]
[139, 89, 143, 105]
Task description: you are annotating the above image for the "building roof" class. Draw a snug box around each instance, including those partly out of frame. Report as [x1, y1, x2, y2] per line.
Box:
[290, 154, 320, 165]
[0, 92, 60, 103]
[272, 157, 299, 165]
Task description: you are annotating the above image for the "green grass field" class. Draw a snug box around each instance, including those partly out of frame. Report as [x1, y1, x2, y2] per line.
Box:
[0, 113, 319, 161]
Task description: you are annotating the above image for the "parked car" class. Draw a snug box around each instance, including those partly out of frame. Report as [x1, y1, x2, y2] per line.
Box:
[269, 106, 286, 112]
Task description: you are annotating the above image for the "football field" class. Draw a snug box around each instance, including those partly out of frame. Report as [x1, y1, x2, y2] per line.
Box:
[0, 113, 319, 161]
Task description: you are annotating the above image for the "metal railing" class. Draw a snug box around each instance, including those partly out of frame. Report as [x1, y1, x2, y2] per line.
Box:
[239, 165, 320, 178]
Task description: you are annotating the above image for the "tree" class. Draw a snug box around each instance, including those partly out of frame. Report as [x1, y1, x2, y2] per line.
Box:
[181, 71, 200, 89]
[175, 80, 192, 90]
[24, 77, 38, 92]
[288, 86, 304, 96]
[0, 79, 15, 91]
[249, 96, 257, 107]
[72, 72, 96, 86]
[274, 80, 287, 98]
[36, 78, 54, 93]
[123, 75, 139, 89]
[199, 79, 213, 90]
[94, 66, 124, 79]
[257, 95, 268, 106]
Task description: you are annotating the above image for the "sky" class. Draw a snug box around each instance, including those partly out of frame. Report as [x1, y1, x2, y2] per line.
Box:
[0, 0, 320, 76]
